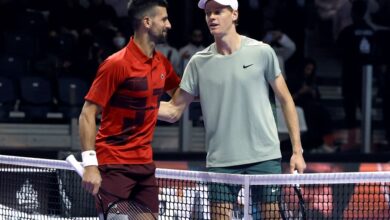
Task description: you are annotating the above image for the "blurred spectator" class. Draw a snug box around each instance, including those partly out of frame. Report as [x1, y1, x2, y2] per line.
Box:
[179, 29, 205, 71]
[315, 0, 388, 40]
[262, 30, 296, 79]
[178, 29, 205, 126]
[156, 42, 181, 75]
[315, 0, 352, 39]
[363, 0, 389, 31]
[261, 0, 305, 69]
[112, 31, 127, 51]
[337, 0, 376, 150]
[290, 58, 338, 153]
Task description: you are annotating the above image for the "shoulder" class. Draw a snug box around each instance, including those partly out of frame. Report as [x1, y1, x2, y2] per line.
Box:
[98, 49, 129, 75]
[242, 36, 273, 51]
[240, 36, 276, 59]
[191, 44, 215, 59]
[104, 48, 128, 66]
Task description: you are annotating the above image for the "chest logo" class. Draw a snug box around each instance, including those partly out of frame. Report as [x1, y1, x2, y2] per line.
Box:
[243, 64, 254, 69]
[160, 73, 165, 79]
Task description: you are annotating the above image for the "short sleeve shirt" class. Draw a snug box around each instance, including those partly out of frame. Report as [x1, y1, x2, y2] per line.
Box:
[85, 37, 180, 165]
[180, 36, 282, 167]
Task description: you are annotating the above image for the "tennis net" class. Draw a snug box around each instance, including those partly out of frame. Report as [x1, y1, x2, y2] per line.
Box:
[1, 154, 390, 219]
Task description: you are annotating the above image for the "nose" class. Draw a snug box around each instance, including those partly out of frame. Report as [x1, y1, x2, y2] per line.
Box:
[206, 13, 216, 23]
[166, 19, 172, 30]
[208, 12, 217, 19]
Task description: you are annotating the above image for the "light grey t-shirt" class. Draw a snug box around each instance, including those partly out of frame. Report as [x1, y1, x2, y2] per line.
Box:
[180, 36, 282, 167]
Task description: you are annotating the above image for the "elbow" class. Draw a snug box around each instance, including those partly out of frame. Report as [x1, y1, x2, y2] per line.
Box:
[79, 108, 95, 126]
[291, 42, 296, 52]
[278, 95, 294, 107]
[78, 110, 86, 125]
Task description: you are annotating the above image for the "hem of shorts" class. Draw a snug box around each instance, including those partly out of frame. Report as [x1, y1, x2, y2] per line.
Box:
[206, 153, 282, 168]
[98, 160, 154, 165]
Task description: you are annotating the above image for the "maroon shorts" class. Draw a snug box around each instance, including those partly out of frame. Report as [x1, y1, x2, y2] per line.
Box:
[96, 163, 159, 213]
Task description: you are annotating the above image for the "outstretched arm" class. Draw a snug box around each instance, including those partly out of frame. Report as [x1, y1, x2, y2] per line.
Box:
[79, 101, 102, 195]
[158, 88, 195, 123]
[270, 75, 306, 174]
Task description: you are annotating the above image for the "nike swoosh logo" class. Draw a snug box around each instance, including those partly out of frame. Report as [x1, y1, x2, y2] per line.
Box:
[243, 64, 253, 69]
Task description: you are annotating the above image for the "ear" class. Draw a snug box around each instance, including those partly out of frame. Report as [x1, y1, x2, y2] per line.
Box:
[143, 16, 152, 28]
[232, 10, 238, 22]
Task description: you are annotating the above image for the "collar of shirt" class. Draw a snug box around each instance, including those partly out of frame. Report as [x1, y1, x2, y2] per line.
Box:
[126, 37, 161, 64]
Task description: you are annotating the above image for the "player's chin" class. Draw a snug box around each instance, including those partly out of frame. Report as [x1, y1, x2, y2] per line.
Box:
[210, 30, 222, 37]
[156, 35, 168, 44]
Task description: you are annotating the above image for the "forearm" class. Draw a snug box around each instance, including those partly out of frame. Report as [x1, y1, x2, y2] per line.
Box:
[279, 98, 303, 153]
[158, 89, 194, 123]
[79, 112, 97, 152]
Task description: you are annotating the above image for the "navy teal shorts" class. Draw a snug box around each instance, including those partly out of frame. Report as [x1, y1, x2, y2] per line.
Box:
[207, 159, 282, 204]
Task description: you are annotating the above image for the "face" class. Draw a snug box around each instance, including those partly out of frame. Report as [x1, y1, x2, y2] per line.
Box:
[146, 6, 171, 44]
[304, 63, 315, 76]
[191, 29, 203, 45]
[204, 1, 238, 37]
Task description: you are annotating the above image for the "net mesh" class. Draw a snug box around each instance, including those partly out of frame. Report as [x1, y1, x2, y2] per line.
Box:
[1, 154, 390, 220]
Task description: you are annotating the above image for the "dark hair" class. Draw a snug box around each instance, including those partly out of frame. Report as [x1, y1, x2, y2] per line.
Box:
[303, 58, 317, 70]
[351, 0, 367, 22]
[128, 0, 168, 30]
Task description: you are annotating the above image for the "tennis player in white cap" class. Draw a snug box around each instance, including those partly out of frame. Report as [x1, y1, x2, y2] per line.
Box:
[158, 0, 306, 219]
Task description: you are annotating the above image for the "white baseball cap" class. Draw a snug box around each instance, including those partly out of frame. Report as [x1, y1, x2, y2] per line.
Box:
[198, 0, 239, 10]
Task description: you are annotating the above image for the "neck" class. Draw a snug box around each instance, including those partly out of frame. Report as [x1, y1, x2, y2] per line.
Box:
[214, 31, 241, 55]
[133, 32, 155, 58]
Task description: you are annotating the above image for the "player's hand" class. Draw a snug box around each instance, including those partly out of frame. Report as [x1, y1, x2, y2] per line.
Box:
[82, 166, 102, 195]
[290, 151, 306, 174]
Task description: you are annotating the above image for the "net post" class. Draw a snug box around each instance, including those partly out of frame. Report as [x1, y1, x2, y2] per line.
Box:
[243, 176, 250, 220]
[362, 64, 373, 153]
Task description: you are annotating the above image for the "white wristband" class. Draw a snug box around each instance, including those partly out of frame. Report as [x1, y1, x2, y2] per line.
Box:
[82, 150, 98, 167]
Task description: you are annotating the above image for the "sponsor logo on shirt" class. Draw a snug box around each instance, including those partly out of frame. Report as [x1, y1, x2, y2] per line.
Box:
[243, 64, 254, 69]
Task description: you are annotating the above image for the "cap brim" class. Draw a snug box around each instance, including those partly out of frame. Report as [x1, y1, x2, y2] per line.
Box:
[198, 0, 238, 10]
[198, 0, 207, 9]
